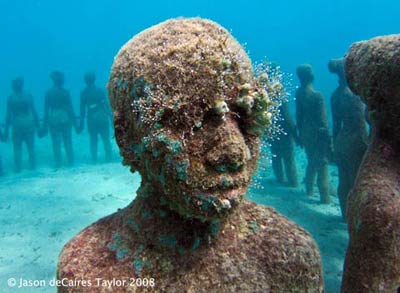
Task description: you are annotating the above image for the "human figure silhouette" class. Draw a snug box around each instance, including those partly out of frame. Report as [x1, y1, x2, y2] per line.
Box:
[295, 64, 331, 204]
[43, 71, 76, 167]
[270, 101, 298, 187]
[4, 77, 39, 172]
[329, 58, 368, 220]
[78, 72, 112, 162]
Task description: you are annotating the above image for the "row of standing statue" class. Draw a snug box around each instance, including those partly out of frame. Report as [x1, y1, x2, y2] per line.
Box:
[0, 71, 112, 175]
[270, 58, 368, 221]
[0, 60, 368, 222]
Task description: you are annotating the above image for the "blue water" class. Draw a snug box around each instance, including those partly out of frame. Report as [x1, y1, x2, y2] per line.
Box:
[0, 0, 398, 115]
[0, 0, 398, 292]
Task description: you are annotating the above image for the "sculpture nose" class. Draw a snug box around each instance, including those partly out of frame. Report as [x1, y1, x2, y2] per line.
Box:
[206, 120, 249, 172]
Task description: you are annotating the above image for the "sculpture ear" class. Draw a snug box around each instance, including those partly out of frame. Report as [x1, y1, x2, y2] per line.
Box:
[108, 75, 151, 173]
[112, 105, 139, 173]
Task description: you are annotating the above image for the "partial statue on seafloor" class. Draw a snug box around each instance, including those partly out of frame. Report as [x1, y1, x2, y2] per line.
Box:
[4, 77, 39, 172]
[78, 72, 113, 163]
[270, 101, 299, 187]
[328, 57, 368, 221]
[295, 64, 331, 204]
[43, 71, 77, 167]
[57, 18, 323, 292]
[342, 34, 400, 293]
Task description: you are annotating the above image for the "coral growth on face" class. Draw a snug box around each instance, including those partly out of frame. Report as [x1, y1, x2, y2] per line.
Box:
[108, 18, 283, 221]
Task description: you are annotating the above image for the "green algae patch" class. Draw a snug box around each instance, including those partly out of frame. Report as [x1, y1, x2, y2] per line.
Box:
[249, 220, 260, 234]
[108, 233, 129, 260]
[159, 235, 177, 248]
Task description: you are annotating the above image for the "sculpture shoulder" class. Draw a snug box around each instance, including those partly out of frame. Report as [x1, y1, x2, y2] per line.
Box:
[57, 211, 131, 282]
[58, 203, 323, 292]
[312, 90, 324, 102]
[241, 201, 319, 253]
[238, 201, 323, 291]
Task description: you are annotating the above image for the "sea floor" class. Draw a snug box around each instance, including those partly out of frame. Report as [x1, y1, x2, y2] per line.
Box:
[0, 135, 347, 292]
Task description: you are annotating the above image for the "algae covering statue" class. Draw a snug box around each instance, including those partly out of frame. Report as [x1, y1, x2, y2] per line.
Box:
[341, 34, 400, 292]
[78, 72, 112, 163]
[295, 64, 331, 204]
[57, 18, 323, 292]
[328, 58, 368, 221]
[3, 77, 39, 172]
[43, 71, 77, 167]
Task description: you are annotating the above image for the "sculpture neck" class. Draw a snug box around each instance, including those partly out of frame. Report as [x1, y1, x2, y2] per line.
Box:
[338, 77, 347, 87]
[368, 112, 400, 155]
[367, 123, 400, 163]
[122, 181, 230, 253]
[302, 83, 314, 90]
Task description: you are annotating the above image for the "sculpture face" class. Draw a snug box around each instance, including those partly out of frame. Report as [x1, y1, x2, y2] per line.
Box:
[132, 91, 261, 221]
[84, 72, 96, 85]
[12, 77, 24, 93]
[345, 35, 400, 145]
[328, 58, 345, 77]
[296, 64, 314, 85]
[50, 71, 64, 87]
[109, 18, 280, 221]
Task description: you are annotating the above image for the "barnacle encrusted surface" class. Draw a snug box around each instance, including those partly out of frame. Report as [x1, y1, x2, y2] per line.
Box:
[345, 34, 400, 146]
[58, 18, 323, 293]
[108, 18, 277, 170]
[342, 34, 400, 292]
[107, 18, 281, 221]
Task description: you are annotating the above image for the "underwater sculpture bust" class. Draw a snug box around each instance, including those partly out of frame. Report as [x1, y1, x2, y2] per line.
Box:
[342, 34, 400, 292]
[57, 18, 323, 292]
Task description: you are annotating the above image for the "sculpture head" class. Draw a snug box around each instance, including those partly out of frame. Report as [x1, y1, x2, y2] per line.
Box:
[328, 58, 346, 84]
[84, 72, 96, 86]
[345, 35, 400, 146]
[296, 64, 314, 85]
[12, 77, 24, 93]
[50, 71, 65, 87]
[108, 18, 280, 221]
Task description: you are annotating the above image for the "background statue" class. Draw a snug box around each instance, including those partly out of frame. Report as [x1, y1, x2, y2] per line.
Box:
[4, 77, 39, 172]
[79, 72, 112, 163]
[270, 101, 298, 187]
[328, 58, 368, 221]
[342, 34, 400, 292]
[295, 64, 331, 203]
[43, 71, 76, 167]
[57, 18, 323, 292]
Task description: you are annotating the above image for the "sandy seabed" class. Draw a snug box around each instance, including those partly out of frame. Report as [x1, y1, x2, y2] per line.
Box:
[0, 134, 347, 293]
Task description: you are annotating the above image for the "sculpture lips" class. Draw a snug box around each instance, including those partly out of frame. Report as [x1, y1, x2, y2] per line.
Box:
[221, 188, 242, 208]
[199, 187, 240, 200]
[222, 188, 239, 201]
[197, 187, 242, 211]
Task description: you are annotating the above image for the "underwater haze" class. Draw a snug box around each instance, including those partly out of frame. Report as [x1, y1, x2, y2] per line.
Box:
[0, 0, 398, 111]
[0, 0, 399, 292]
